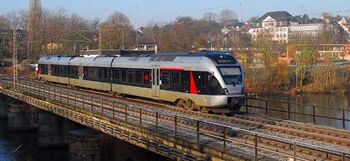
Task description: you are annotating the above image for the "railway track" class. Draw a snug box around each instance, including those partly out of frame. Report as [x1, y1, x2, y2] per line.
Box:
[9, 77, 350, 144]
[1, 76, 350, 160]
[21, 78, 350, 148]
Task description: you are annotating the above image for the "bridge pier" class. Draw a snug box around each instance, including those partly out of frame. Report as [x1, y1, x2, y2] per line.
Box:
[68, 128, 107, 161]
[108, 138, 168, 161]
[0, 94, 9, 118]
[7, 101, 38, 131]
[68, 129, 169, 161]
[38, 111, 80, 147]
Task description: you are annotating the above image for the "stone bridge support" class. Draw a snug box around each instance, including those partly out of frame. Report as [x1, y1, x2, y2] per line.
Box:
[68, 128, 169, 161]
[69, 128, 106, 161]
[7, 101, 38, 131]
[38, 111, 80, 147]
[0, 94, 9, 118]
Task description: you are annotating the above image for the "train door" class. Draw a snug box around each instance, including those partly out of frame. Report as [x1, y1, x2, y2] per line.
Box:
[78, 65, 84, 81]
[152, 65, 160, 98]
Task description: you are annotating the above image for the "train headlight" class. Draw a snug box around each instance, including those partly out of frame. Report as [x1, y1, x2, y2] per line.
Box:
[223, 88, 229, 94]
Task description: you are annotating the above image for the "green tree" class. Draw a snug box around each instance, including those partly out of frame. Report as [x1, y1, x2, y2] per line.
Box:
[290, 37, 317, 88]
[253, 31, 279, 93]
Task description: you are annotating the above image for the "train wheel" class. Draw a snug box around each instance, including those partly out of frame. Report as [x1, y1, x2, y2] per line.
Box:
[230, 105, 242, 113]
[199, 107, 210, 113]
[176, 99, 186, 109]
[183, 99, 194, 110]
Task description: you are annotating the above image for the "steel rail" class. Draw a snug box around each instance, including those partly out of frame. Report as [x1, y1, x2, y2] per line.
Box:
[0, 77, 349, 161]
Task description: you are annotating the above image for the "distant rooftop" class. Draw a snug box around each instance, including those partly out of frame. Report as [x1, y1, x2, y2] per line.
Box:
[259, 11, 293, 22]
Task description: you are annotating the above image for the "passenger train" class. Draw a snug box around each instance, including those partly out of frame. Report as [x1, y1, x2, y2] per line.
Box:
[37, 52, 245, 113]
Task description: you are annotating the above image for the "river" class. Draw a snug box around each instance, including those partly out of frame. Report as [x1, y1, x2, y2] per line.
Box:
[0, 99, 68, 161]
[253, 93, 350, 129]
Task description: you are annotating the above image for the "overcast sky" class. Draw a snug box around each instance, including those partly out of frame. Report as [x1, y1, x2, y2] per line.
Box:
[1, 0, 349, 27]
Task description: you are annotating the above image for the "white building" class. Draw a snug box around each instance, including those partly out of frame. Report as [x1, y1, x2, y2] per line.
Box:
[247, 11, 333, 43]
[338, 17, 350, 42]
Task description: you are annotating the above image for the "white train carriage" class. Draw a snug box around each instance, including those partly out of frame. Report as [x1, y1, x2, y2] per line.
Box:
[70, 56, 116, 91]
[38, 52, 245, 112]
[38, 55, 72, 84]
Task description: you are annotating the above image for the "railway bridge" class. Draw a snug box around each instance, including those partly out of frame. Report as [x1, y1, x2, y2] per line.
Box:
[0, 76, 349, 161]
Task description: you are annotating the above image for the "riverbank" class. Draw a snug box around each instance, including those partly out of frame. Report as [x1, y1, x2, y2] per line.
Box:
[286, 83, 350, 95]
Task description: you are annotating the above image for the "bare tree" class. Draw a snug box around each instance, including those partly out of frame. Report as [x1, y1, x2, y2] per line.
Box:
[218, 9, 237, 25]
[99, 11, 134, 49]
[41, 9, 66, 54]
[202, 12, 217, 22]
[27, 0, 42, 60]
[0, 16, 10, 30]
[6, 10, 27, 30]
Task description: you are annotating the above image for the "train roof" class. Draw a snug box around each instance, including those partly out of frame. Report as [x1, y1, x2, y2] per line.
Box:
[38, 52, 239, 67]
[70, 56, 115, 67]
[148, 52, 237, 65]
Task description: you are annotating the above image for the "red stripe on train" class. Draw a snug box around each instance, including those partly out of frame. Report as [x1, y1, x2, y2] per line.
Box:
[189, 71, 198, 95]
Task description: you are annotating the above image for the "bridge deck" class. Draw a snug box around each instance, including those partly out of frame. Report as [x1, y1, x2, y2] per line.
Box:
[0, 77, 349, 161]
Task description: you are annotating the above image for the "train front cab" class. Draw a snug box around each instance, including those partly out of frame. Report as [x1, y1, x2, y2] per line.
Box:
[154, 67, 233, 112]
[218, 65, 245, 112]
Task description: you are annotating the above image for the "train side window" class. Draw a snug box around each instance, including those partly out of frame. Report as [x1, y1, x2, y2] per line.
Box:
[87, 68, 93, 80]
[41, 64, 48, 74]
[135, 70, 143, 84]
[55, 66, 58, 76]
[113, 68, 120, 82]
[52, 65, 56, 75]
[161, 71, 170, 88]
[69, 66, 74, 78]
[65, 66, 69, 77]
[64, 66, 68, 76]
[60, 66, 63, 76]
[69, 67, 72, 77]
[152, 69, 155, 85]
[209, 75, 219, 87]
[171, 71, 181, 85]
[98, 68, 103, 80]
[144, 71, 150, 85]
[103, 68, 109, 82]
[69, 66, 73, 78]
[128, 69, 134, 84]
[75, 67, 78, 78]
[201, 72, 207, 88]
[156, 69, 160, 86]
[57, 66, 61, 76]
[208, 74, 224, 95]
[121, 69, 127, 83]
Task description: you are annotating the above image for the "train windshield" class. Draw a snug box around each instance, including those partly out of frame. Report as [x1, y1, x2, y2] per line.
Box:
[218, 66, 242, 85]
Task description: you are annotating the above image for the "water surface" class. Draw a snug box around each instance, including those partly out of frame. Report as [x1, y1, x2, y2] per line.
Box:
[248, 93, 350, 129]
